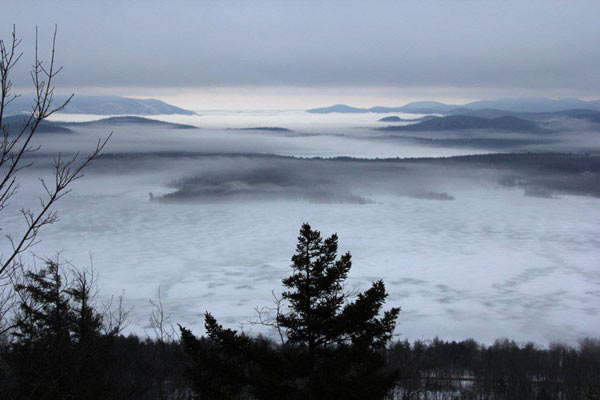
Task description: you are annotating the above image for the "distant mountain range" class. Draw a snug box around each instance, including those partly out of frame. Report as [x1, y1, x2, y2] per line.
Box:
[377, 115, 543, 132]
[461, 98, 600, 113]
[4, 116, 197, 135]
[307, 97, 600, 114]
[5, 95, 196, 116]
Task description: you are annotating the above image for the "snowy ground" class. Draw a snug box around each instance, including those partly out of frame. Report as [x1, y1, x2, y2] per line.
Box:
[2, 110, 599, 344]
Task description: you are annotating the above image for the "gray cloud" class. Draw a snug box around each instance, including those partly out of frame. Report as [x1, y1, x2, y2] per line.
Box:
[2, 0, 600, 94]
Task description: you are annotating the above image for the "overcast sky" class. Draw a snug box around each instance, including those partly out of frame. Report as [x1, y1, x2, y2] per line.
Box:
[2, 0, 600, 108]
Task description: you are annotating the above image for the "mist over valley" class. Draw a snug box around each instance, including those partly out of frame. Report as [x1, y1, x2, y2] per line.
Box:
[1, 108, 595, 344]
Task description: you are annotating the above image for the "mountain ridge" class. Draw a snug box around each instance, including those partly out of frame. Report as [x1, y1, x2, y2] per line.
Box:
[62, 116, 198, 129]
[5, 95, 196, 116]
[307, 97, 600, 114]
[2, 115, 73, 135]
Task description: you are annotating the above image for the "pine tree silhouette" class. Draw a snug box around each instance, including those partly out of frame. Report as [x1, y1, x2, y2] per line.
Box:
[181, 223, 401, 400]
[9, 260, 116, 399]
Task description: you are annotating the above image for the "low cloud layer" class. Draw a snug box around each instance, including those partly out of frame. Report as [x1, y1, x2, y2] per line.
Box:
[2, 110, 598, 343]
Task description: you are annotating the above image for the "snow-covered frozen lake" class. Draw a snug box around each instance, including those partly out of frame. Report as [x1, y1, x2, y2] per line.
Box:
[3, 110, 599, 344]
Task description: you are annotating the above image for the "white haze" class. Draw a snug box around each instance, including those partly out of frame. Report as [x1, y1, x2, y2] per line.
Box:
[2, 110, 599, 345]
[44, 111, 497, 158]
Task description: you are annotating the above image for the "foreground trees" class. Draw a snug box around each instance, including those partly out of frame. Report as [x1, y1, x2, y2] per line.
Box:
[180, 223, 401, 400]
[0, 258, 195, 400]
[4, 259, 128, 399]
[0, 223, 598, 399]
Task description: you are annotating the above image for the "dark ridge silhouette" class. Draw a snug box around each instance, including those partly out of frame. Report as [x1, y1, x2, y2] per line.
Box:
[379, 116, 402, 122]
[448, 107, 600, 121]
[378, 115, 439, 122]
[580, 113, 600, 123]
[2, 114, 73, 135]
[63, 116, 198, 129]
[377, 115, 543, 132]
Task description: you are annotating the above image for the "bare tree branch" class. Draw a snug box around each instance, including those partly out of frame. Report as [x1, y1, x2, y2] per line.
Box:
[102, 290, 132, 336]
[0, 281, 16, 336]
[243, 290, 287, 345]
[0, 26, 111, 283]
[148, 286, 176, 343]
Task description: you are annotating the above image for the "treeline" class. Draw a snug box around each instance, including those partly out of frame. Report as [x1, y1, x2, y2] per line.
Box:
[2, 323, 599, 398]
[388, 337, 600, 399]
[0, 225, 599, 400]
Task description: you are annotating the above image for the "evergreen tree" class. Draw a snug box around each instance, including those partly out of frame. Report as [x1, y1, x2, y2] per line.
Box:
[10, 259, 75, 398]
[12, 259, 73, 347]
[67, 267, 104, 344]
[67, 266, 115, 399]
[181, 223, 401, 400]
[7, 259, 117, 399]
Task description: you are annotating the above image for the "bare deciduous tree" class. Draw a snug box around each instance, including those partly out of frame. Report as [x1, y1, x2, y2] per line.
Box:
[102, 290, 132, 336]
[0, 25, 110, 282]
[0, 283, 14, 337]
[148, 287, 190, 400]
[244, 289, 287, 345]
